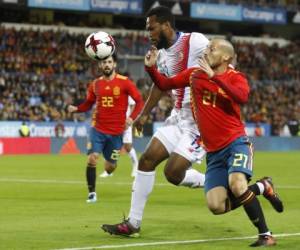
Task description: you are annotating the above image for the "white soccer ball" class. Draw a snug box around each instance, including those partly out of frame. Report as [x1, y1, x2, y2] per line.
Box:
[85, 31, 116, 61]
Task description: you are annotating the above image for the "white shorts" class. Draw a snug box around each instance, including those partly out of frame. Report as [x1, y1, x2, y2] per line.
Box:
[153, 123, 206, 164]
[123, 126, 133, 144]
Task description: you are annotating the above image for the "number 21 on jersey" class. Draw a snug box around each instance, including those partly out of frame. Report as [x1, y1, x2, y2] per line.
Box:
[202, 90, 217, 107]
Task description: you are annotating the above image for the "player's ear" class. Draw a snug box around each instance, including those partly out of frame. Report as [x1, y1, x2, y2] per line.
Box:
[161, 21, 170, 31]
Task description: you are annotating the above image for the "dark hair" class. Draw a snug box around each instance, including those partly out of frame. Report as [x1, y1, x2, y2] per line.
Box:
[146, 6, 175, 29]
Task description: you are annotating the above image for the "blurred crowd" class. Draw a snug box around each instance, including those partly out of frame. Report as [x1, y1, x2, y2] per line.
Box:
[185, 0, 299, 10]
[0, 27, 299, 136]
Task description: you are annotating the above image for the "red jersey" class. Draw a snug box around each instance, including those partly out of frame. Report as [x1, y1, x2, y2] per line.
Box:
[77, 74, 143, 135]
[146, 66, 249, 152]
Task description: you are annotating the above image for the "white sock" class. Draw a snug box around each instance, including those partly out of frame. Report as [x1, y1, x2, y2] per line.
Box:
[259, 231, 272, 236]
[128, 170, 155, 228]
[179, 168, 205, 188]
[256, 182, 265, 194]
[129, 148, 138, 172]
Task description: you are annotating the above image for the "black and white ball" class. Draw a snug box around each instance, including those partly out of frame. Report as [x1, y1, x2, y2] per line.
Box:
[85, 31, 115, 61]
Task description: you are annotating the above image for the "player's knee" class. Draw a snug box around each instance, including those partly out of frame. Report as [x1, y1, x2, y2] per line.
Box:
[105, 161, 116, 174]
[164, 167, 183, 186]
[164, 156, 188, 185]
[138, 152, 156, 171]
[207, 200, 225, 215]
[229, 181, 248, 197]
[229, 174, 248, 197]
[88, 153, 98, 166]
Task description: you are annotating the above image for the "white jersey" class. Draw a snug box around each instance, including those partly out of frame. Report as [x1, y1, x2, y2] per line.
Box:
[123, 96, 135, 144]
[156, 32, 209, 134]
[126, 96, 135, 117]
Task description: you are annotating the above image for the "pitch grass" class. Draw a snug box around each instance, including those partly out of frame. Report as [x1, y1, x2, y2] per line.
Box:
[0, 152, 300, 250]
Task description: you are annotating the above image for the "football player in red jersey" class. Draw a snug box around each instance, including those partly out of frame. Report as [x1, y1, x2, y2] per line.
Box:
[143, 39, 283, 247]
[68, 53, 143, 203]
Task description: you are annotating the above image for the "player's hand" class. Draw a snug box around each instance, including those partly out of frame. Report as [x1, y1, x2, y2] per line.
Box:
[68, 105, 78, 113]
[144, 46, 158, 67]
[133, 114, 148, 134]
[125, 117, 133, 130]
[198, 56, 214, 78]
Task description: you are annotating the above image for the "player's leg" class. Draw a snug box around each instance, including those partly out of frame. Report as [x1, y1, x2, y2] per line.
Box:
[123, 127, 138, 177]
[128, 146, 139, 177]
[102, 127, 171, 236]
[99, 133, 123, 178]
[226, 137, 275, 247]
[248, 177, 283, 213]
[99, 159, 116, 178]
[86, 128, 105, 203]
[128, 136, 169, 228]
[101, 134, 123, 174]
[164, 131, 205, 188]
[86, 152, 99, 203]
[228, 172, 276, 247]
[205, 150, 230, 214]
[205, 137, 276, 246]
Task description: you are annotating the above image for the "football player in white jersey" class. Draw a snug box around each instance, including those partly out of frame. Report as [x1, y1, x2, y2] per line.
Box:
[123, 96, 139, 177]
[100, 96, 138, 178]
[102, 6, 208, 237]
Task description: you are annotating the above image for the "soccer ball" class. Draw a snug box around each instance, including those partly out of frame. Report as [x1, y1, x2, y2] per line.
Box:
[85, 31, 115, 61]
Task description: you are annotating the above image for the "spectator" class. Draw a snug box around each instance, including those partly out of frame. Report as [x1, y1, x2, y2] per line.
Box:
[54, 120, 65, 138]
[19, 121, 30, 137]
[254, 123, 263, 137]
[0, 26, 299, 136]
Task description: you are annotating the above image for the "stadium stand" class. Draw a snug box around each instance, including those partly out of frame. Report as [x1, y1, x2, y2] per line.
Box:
[170, 0, 299, 10]
[0, 23, 299, 136]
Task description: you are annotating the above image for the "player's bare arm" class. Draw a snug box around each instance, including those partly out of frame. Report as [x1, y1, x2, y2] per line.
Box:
[134, 84, 163, 133]
[133, 46, 161, 133]
[135, 46, 161, 131]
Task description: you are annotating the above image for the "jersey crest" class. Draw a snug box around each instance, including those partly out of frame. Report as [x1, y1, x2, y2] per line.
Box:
[113, 86, 120, 97]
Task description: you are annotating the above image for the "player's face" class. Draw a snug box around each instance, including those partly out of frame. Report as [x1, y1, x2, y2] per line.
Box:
[99, 56, 116, 76]
[204, 41, 223, 68]
[146, 15, 168, 49]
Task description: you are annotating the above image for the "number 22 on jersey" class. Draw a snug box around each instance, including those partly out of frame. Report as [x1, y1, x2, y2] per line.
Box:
[101, 96, 114, 107]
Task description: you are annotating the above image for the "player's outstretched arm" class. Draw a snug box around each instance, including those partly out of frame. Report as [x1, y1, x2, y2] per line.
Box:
[127, 84, 144, 122]
[144, 48, 194, 90]
[73, 82, 96, 112]
[67, 105, 78, 113]
[146, 66, 194, 91]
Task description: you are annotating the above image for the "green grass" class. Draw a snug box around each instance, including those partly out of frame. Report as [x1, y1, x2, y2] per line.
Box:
[0, 152, 300, 250]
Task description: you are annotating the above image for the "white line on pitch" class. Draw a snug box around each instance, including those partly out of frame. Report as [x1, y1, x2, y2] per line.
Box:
[54, 232, 300, 250]
[0, 178, 299, 189]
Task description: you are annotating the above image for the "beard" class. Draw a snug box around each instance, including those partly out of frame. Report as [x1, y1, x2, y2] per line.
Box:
[156, 32, 169, 49]
[102, 68, 114, 77]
